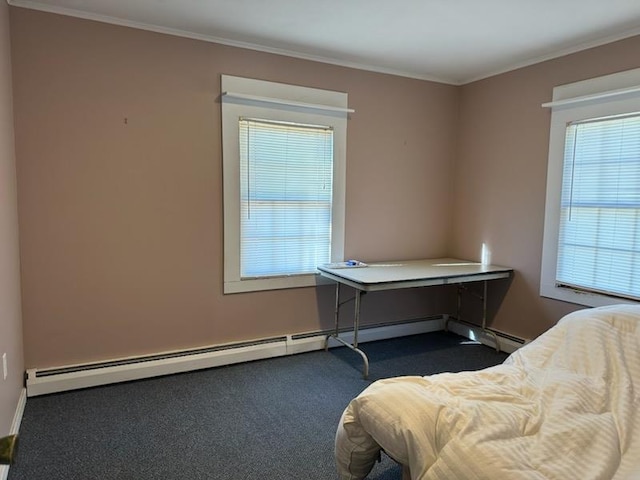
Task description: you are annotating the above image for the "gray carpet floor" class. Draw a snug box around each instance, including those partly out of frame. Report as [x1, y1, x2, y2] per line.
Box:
[8, 331, 508, 480]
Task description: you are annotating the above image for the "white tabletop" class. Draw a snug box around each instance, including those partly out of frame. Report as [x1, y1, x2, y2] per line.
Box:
[317, 258, 512, 291]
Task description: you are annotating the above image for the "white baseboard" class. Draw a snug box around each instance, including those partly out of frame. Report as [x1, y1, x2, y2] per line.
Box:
[25, 315, 525, 398]
[0, 388, 26, 480]
[287, 316, 446, 355]
[445, 319, 529, 354]
[26, 317, 446, 397]
[9, 389, 26, 435]
[26, 340, 290, 397]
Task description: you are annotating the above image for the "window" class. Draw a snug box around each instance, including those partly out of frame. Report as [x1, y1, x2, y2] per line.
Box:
[556, 114, 640, 300]
[540, 68, 640, 306]
[239, 118, 334, 278]
[221, 75, 350, 294]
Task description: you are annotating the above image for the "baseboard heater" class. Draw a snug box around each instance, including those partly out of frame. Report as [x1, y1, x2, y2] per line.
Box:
[26, 315, 449, 397]
[445, 319, 530, 353]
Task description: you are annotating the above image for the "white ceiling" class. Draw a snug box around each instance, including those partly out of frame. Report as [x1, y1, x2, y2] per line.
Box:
[9, 0, 640, 85]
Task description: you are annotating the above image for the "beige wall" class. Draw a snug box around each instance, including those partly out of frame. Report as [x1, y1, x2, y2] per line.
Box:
[453, 36, 640, 339]
[0, 1, 24, 433]
[11, 5, 640, 371]
[10, 8, 459, 369]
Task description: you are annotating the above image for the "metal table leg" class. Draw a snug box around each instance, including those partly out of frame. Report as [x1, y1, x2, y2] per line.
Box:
[325, 284, 370, 379]
[444, 280, 500, 352]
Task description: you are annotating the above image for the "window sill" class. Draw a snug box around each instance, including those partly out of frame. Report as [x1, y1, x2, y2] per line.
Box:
[223, 272, 333, 294]
[540, 282, 638, 308]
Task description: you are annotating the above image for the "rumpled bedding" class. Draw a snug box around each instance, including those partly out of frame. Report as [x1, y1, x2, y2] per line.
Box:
[335, 304, 640, 479]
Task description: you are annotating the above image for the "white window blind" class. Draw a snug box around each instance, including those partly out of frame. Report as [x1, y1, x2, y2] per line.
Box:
[556, 113, 640, 300]
[239, 118, 334, 278]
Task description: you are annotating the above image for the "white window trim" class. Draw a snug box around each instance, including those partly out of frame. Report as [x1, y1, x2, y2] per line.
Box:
[221, 75, 349, 294]
[540, 67, 640, 307]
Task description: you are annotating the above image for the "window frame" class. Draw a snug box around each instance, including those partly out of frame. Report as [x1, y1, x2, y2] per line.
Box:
[221, 75, 348, 294]
[540, 68, 640, 307]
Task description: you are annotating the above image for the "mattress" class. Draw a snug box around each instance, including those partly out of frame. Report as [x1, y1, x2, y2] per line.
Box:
[335, 304, 640, 479]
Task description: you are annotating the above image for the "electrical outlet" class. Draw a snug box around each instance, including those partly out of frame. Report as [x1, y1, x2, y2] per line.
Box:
[2, 353, 6, 380]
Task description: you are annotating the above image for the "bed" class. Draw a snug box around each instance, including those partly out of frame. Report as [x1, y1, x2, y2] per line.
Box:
[335, 304, 640, 480]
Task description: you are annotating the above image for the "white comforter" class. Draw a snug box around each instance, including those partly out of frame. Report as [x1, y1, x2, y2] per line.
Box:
[335, 304, 640, 480]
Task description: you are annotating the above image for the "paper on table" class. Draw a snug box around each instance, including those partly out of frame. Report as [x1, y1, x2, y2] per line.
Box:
[322, 260, 368, 269]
